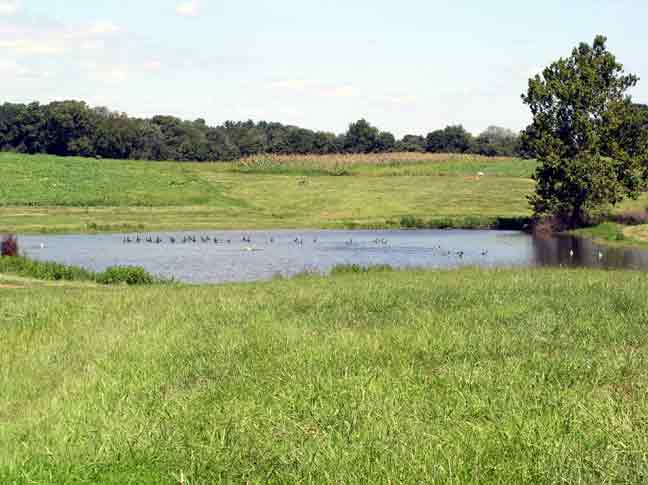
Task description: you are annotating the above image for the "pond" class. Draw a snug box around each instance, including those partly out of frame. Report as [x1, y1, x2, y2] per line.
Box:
[16, 229, 648, 284]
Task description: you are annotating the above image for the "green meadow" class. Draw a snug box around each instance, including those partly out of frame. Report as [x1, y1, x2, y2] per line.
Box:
[2, 268, 648, 483]
[0, 152, 537, 233]
[2, 152, 646, 240]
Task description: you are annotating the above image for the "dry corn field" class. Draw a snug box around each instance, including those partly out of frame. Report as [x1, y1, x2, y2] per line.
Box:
[238, 152, 514, 167]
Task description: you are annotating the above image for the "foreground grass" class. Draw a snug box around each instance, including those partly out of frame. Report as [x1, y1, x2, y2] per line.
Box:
[0, 152, 536, 233]
[2, 268, 648, 483]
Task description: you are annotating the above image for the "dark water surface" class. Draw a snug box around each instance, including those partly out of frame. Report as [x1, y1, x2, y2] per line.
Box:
[17, 229, 648, 283]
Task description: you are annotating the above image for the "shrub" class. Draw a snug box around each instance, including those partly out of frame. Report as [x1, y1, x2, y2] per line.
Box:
[0, 255, 160, 285]
[96, 266, 156, 285]
[330, 264, 394, 275]
[400, 216, 426, 229]
[0, 256, 95, 280]
[1, 235, 19, 257]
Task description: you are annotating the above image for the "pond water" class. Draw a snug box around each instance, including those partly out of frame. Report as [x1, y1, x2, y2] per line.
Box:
[16, 229, 648, 284]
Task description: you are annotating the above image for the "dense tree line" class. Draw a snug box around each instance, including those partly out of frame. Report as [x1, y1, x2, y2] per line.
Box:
[0, 100, 523, 161]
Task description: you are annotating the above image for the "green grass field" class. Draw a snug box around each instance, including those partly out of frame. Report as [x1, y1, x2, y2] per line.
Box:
[0, 152, 538, 233]
[2, 152, 647, 240]
[2, 268, 648, 483]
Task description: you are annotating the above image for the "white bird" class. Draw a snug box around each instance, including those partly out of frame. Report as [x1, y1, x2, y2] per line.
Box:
[40, 243, 45, 249]
[569, 249, 574, 258]
[598, 251, 603, 260]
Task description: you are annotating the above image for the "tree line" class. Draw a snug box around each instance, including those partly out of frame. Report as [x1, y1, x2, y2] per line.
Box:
[0, 100, 522, 161]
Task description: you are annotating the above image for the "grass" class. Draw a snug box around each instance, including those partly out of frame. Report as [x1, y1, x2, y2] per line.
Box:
[0, 152, 537, 233]
[574, 222, 648, 248]
[625, 224, 648, 243]
[235, 153, 538, 177]
[2, 267, 648, 482]
[0, 255, 164, 285]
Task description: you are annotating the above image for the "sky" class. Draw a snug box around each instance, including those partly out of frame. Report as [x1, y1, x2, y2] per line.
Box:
[1, 0, 647, 137]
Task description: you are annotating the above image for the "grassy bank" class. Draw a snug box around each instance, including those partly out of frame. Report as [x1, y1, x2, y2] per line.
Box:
[574, 222, 648, 248]
[0, 255, 163, 285]
[2, 267, 648, 483]
[0, 152, 537, 233]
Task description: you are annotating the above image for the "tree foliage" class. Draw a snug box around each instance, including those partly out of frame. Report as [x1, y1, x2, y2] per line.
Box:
[522, 35, 648, 227]
[0, 101, 523, 161]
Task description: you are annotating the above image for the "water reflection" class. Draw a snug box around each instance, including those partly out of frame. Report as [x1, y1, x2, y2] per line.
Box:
[16, 229, 648, 284]
[531, 234, 648, 270]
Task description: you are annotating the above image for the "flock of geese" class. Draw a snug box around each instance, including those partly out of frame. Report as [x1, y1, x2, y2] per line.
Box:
[118, 234, 610, 262]
[119, 234, 498, 258]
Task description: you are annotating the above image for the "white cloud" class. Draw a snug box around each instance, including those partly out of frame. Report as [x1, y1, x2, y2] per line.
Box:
[267, 79, 315, 91]
[267, 79, 357, 99]
[144, 59, 163, 71]
[176, 0, 203, 17]
[84, 21, 121, 36]
[0, 39, 65, 55]
[384, 95, 419, 106]
[0, 20, 121, 57]
[0, 58, 50, 79]
[87, 66, 129, 84]
[0, 0, 18, 16]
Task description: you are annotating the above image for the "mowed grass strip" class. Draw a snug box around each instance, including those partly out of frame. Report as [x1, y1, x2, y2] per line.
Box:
[2, 268, 648, 483]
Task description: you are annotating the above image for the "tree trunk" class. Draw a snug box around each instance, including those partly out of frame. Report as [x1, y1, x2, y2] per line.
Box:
[569, 204, 584, 229]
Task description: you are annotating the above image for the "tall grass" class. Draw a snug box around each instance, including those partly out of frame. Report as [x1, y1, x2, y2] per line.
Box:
[0, 255, 163, 285]
[3, 268, 648, 482]
[233, 152, 535, 177]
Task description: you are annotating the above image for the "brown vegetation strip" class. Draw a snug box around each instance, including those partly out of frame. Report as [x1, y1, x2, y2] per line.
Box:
[239, 152, 513, 166]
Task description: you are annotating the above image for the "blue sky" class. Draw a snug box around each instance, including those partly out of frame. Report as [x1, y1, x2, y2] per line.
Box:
[1, 0, 647, 136]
